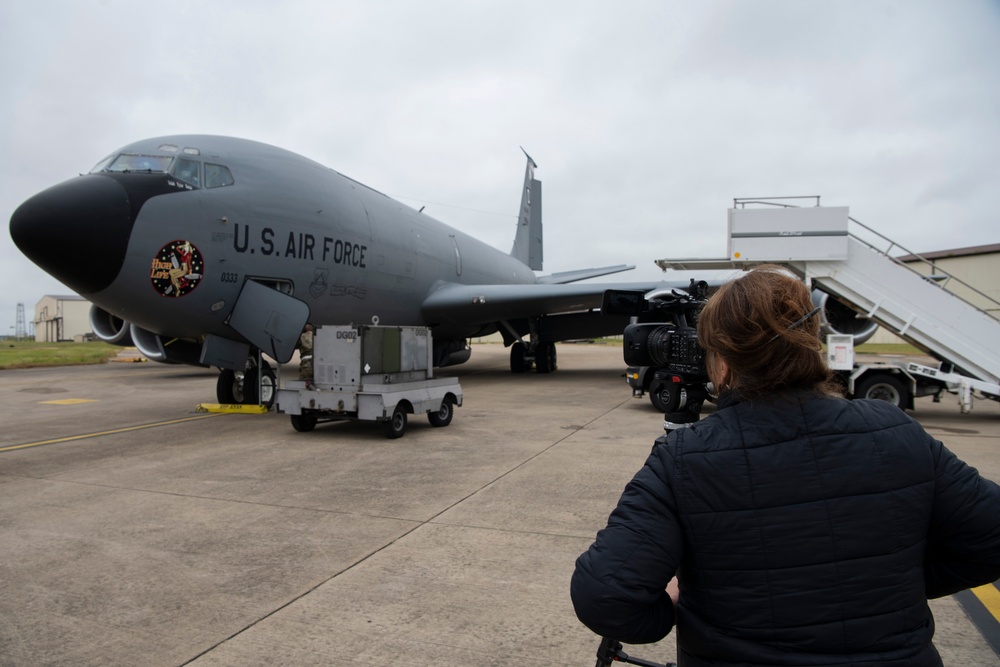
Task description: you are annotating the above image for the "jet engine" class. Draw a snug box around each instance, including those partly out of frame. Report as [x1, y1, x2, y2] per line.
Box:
[130, 323, 204, 366]
[811, 290, 879, 344]
[89, 305, 133, 346]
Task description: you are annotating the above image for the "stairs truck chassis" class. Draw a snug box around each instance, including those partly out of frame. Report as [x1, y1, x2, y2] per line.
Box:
[827, 334, 999, 413]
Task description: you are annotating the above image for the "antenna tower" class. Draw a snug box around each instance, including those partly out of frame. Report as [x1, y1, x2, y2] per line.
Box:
[15, 302, 27, 340]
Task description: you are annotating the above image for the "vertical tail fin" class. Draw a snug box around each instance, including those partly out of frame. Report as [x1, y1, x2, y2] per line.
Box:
[511, 148, 543, 270]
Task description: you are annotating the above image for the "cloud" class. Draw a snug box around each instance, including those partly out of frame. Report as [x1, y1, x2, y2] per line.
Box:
[2, 0, 999, 332]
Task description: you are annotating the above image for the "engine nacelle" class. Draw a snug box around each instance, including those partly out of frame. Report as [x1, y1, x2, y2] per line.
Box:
[812, 290, 879, 344]
[129, 324, 204, 366]
[434, 339, 472, 367]
[89, 305, 133, 346]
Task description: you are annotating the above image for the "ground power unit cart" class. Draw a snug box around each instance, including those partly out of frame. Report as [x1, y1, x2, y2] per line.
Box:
[276, 325, 462, 438]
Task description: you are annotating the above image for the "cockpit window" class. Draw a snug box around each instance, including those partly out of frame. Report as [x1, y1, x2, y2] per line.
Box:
[172, 158, 201, 188]
[89, 155, 115, 173]
[104, 154, 174, 174]
[88, 152, 234, 189]
[205, 163, 235, 188]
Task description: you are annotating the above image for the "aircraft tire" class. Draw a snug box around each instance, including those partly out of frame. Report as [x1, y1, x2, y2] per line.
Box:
[244, 362, 277, 409]
[291, 413, 317, 432]
[427, 399, 454, 427]
[536, 341, 557, 374]
[384, 404, 408, 439]
[216, 369, 241, 404]
[510, 343, 528, 373]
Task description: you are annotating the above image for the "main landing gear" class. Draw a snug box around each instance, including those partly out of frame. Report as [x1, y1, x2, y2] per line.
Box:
[509, 340, 558, 374]
[216, 355, 276, 408]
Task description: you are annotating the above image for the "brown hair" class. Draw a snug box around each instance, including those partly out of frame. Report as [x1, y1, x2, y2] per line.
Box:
[697, 265, 840, 400]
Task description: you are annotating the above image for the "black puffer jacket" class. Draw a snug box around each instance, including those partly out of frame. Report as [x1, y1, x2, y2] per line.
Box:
[572, 390, 1000, 666]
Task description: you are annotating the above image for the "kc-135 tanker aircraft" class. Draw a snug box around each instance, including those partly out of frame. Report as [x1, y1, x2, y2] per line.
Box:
[11, 135, 713, 404]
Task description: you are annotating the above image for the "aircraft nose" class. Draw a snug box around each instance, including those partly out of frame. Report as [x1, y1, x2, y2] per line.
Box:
[10, 175, 134, 295]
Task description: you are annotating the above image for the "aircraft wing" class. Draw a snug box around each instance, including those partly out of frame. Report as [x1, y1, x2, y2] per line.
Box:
[421, 279, 708, 326]
[535, 264, 635, 284]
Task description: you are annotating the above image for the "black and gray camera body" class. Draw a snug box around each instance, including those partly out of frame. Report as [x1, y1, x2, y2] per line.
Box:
[602, 281, 711, 430]
[622, 321, 706, 380]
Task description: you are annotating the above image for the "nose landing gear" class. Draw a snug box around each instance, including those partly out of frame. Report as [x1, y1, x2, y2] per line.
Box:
[216, 356, 276, 408]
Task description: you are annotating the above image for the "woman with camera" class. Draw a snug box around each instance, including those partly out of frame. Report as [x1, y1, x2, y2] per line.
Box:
[571, 265, 1000, 666]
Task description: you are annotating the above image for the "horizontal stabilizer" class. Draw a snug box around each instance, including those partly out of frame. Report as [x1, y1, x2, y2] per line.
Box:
[536, 264, 635, 284]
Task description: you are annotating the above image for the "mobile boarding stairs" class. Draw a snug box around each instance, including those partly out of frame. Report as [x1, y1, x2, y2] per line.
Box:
[654, 197, 1000, 413]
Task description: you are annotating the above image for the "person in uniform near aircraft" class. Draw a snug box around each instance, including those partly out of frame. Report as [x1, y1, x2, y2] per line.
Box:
[571, 265, 1000, 667]
[298, 322, 314, 384]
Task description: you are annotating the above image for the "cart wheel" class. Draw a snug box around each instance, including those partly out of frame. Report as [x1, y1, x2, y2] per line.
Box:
[384, 404, 407, 439]
[291, 414, 317, 432]
[428, 398, 454, 427]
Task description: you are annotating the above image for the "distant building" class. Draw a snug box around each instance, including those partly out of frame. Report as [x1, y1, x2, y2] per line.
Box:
[868, 242, 1000, 344]
[34, 295, 91, 342]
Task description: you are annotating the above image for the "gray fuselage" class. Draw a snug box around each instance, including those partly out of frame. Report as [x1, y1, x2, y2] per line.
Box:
[12, 136, 537, 346]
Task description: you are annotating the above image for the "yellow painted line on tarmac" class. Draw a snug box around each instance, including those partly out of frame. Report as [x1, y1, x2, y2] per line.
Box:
[0, 414, 225, 453]
[972, 583, 1000, 622]
[40, 398, 99, 405]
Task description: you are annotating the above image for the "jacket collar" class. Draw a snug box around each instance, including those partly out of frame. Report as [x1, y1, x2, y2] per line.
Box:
[716, 386, 826, 411]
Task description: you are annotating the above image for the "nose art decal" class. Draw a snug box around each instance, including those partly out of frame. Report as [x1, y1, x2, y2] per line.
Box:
[151, 240, 204, 297]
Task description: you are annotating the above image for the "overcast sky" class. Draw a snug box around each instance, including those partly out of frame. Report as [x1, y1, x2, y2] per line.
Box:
[2, 0, 998, 336]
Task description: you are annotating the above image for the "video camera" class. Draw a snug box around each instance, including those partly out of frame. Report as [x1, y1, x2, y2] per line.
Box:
[602, 280, 711, 430]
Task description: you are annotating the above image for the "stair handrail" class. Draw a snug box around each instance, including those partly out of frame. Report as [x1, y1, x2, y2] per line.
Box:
[846, 216, 1000, 317]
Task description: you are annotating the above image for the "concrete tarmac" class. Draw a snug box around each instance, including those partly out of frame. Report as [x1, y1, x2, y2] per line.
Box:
[1, 344, 998, 666]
